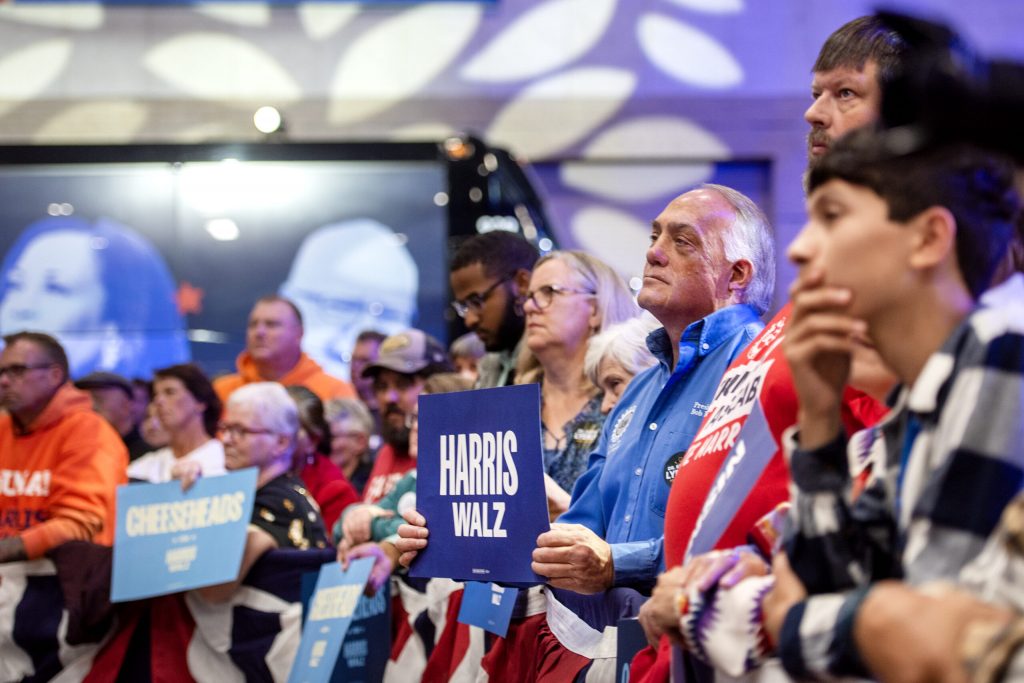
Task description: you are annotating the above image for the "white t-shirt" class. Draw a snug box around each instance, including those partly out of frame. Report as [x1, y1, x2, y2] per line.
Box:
[127, 439, 227, 484]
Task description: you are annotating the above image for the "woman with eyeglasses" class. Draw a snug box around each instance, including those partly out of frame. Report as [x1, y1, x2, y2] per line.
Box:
[515, 251, 640, 515]
[127, 363, 225, 486]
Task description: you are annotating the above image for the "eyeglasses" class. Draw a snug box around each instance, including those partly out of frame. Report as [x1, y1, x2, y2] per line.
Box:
[519, 285, 595, 312]
[0, 363, 54, 380]
[451, 274, 512, 318]
[218, 422, 277, 440]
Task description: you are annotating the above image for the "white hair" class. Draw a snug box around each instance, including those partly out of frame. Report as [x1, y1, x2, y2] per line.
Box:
[584, 313, 661, 387]
[227, 382, 299, 440]
[702, 183, 776, 315]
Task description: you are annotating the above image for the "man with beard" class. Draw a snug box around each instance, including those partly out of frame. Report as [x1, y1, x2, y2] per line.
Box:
[449, 232, 538, 388]
[805, 15, 905, 169]
[360, 329, 452, 502]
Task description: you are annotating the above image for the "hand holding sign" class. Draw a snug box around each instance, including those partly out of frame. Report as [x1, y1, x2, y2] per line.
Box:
[395, 508, 429, 568]
[531, 522, 614, 594]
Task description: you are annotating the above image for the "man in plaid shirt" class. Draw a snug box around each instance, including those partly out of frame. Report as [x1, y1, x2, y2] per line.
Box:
[764, 126, 1024, 680]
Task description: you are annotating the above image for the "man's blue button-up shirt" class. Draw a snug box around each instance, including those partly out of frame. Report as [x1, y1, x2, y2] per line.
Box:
[558, 303, 764, 589]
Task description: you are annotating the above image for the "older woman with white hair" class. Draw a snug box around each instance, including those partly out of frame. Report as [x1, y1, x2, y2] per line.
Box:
[197, 382, 328, 602]
[516, 250, 640, 514]
[584, 313, 661, 415]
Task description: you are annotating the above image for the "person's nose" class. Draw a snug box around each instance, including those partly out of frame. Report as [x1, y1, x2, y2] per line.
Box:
[463, 307, 481, 331]
[600, 392, 617, 415]
[787, 223, 815, 267]
[646, 237, 668, 267]
[804, 94, 831, 129]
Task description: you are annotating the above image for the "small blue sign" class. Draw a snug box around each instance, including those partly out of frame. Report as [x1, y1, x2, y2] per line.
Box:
[288, 558, 374, 683]
[457, 581, 518, 637]
[111, 468, 257, 603]
[411, 384, 550, 584]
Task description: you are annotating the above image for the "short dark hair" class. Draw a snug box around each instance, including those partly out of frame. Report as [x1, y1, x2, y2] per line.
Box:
[808, 128, 1021, 299]
[355, 329, 387, 346]
[153, 363, 222, 437]
[450, 232, 539, 280]
[254, 294, 304, 329]
[3, 331, 69, 382]
[813, 16, 907, 87]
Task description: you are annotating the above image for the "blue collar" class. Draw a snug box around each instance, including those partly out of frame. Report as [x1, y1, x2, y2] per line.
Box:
[646, 304, 762, 371]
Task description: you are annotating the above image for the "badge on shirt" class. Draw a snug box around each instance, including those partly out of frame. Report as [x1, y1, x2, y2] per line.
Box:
[610, 405, 636, 451]
[457, 582, 519, 637]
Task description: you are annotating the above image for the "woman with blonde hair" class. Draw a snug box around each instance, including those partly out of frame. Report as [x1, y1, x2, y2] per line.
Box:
[515, 250, 640, 513]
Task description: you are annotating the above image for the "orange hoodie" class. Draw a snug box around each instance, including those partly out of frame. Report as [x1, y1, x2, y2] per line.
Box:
[0, 383, 128, 558]
[213, 351, 356, 404]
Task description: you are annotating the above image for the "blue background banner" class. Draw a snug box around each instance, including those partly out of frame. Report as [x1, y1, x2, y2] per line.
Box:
[288, 558, 374, 683]
[111, 468, 257, 603]
[411, 384, 549, 584]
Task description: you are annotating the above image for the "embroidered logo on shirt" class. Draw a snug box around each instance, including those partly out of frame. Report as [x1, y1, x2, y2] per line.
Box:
[610, 405, 636, 451]
[690, 401, 710, 417]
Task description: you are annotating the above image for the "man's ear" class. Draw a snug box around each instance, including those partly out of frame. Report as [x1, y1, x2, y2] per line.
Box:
[908, 206, 957, 271]
[728, 259, 755, 296]
[511, 268, 531, 295]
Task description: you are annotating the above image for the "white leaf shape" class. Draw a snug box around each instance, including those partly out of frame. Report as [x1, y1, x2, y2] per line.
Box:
[662, 0, 743, 14]
[34, 101, 148, 143]
[327, 5, 482, 126]
[145, 33, 301, 103]
[638, 13, 742, 88]
[195, 4, 270, 27]
[0, 5, 103, 29]
[571, 204, 651, 279]
[561, 162, 713, 202]
[0, 40, 73, 119]
[583, 116, 728, 159]
[298, 5, 359, 40]
[390, 122, 457, 141]
[461, 0, 616, 83]
[487, 67, 635, 160]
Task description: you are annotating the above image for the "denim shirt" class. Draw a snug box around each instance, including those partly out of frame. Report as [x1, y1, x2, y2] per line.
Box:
[558, 304, 764, 589]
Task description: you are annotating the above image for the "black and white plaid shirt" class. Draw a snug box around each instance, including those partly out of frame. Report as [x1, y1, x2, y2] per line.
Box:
[778, 275, 1024, 680]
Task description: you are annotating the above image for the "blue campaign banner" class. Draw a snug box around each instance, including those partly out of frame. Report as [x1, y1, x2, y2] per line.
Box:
[332, 579, 390, 682]
[111, 468, 257, 603]
[458, 581, 518, 637]
[411, 384, 549, 584]
[16, 0, 495, 4]
[288, 558, 374, 683]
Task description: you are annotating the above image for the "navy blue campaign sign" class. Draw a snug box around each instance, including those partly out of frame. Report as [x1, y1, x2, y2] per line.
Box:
[111, 468, 257, 602]
[412, 384, 549, 584]
[288, 558, 374, 683]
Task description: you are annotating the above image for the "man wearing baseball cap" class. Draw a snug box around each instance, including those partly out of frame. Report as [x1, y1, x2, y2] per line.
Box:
[75, 371, 153, 461]
[360, 329, 452, 502]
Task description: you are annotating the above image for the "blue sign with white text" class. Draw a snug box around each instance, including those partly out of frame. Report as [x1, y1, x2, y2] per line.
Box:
[288, 558, 374, 683]
[411, 384, 549, 584]
[111, 468, 257, 603]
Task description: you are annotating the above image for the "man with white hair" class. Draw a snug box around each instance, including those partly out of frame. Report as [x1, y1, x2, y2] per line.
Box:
[399, 184, 775, 679]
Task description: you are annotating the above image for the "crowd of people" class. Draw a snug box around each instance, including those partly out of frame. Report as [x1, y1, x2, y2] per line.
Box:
[1, 13, 1023, 683]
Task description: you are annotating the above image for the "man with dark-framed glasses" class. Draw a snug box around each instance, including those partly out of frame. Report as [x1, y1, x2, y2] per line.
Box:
[449, 231, 538, 388]
[0, 331, 127, 562]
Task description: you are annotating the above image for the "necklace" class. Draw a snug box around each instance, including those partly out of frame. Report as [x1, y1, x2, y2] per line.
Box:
[543, 423, 567, 451]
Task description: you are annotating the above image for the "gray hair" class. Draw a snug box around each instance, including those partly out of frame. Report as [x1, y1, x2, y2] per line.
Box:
[324, 397, 374, 435]
[449, 332, 486, 361]
[702, 183, 776, 315]
[584, 314, 660, 386]
[226, 382, 299, 441]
